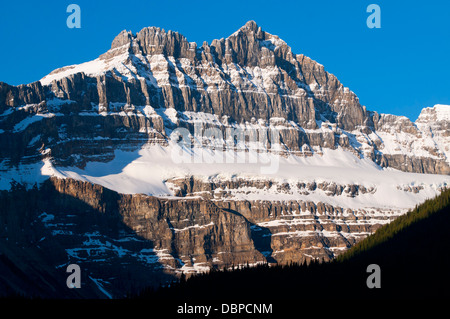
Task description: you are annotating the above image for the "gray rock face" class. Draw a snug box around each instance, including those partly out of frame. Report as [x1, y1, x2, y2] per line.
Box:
[0, 21, 448, 174]
[0, 81, 46, 110]
[373, 111, 450, 174]
[0, 178, 265, 297]
[0, 177, 393, 297]
[164, 175, 396, 263]
[166, 176, 377, 199]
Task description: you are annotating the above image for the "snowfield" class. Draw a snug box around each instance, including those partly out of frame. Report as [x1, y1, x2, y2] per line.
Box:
[2, 142, 448, 216]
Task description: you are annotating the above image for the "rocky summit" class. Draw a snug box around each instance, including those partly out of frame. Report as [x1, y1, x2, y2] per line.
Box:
[0, 21, 449, 298]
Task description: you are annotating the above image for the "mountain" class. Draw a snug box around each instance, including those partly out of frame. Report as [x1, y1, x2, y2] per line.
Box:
[0, 21, 449, 298]
[142, 187, 450, 300]
[1, 21, 449, 174]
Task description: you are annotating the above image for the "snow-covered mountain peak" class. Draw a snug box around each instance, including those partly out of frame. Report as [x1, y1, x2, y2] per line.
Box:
[2, 21, 450, 282]
[3, 22, 449, 180]
[110, 29, 134, 50]
[416, 104, 450, 123]
[39, 51, 130, 86]
[39, 21, 293, 87]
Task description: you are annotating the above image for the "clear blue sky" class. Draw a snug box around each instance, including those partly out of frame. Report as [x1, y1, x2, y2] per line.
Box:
[0, 0, 449, 121]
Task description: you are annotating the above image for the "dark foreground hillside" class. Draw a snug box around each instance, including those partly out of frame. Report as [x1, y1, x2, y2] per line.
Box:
[137, 188, 450, 300]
